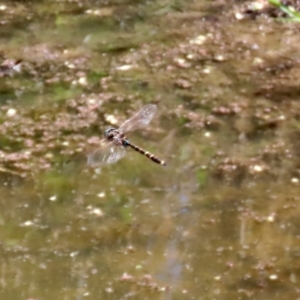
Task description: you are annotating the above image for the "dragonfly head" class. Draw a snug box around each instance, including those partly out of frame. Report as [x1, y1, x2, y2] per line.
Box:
[104, 127, 116, 140]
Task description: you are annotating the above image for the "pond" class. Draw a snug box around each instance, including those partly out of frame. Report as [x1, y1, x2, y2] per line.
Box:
[0, 0, 300, 299]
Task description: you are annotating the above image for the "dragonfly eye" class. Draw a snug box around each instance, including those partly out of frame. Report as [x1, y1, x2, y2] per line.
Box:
[104, 128, 116, 140]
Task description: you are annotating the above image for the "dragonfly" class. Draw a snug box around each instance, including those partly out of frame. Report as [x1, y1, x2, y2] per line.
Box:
[87, 104, 166, 166]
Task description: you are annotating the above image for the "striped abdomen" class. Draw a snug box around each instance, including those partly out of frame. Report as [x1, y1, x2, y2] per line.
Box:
[126, 141, 166, 166]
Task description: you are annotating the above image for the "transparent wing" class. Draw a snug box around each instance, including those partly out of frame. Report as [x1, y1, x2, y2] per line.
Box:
[87, 142, 126, 166]
[119, 104, 157, 134]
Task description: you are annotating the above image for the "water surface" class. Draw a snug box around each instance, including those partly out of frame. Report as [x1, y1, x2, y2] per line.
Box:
[0, 0, 299, 299]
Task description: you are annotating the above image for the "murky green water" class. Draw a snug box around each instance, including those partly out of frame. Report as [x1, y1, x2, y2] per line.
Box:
[1, 0, 300, 299]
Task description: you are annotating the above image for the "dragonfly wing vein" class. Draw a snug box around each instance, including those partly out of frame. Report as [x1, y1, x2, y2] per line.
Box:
[87, 144, 126, 166]
[119, 104, 157, 133]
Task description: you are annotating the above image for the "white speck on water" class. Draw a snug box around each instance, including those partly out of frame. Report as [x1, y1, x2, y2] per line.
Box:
[253, 57, 264, 66]
[105, 114, 118, 124]
[49, 195, 57, 201]
[45, 153, 54, 159]
[235, 12, 244, 20]
[204, 132, 211, 137]
[70, 251, 79, 257]
[269, 274, 278, 280]
[13, 63, 22, 73]
[189, 35, 207, 45]
[85, 8, 113, 16]
[78, 77, 87, 86]
[174, 58, 191, 68]
[251, 1, 265, 10]
[22, 220, 34, 227]
[203, 67, 211, 74]
[91, 208, 104, 216]
[88, 98, 97, 105]
[267, 214, 275, 222]
[116, 65, 134, 71]
[6, 108, 17, 117]
[214, 55, 224, 61]
[176, 58, 186, 64]
[65, 61, 75, 69]
[291, 177, 299, 183]
[253, 165, 263, 172]
[97, 192, 105, 198]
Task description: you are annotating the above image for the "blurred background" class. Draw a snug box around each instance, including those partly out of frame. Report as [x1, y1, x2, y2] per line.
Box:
[0, 0, 300, 299]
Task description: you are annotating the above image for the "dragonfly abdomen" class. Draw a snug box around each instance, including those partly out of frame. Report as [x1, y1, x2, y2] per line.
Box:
[127, 141, 166, 166]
